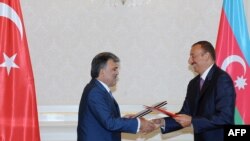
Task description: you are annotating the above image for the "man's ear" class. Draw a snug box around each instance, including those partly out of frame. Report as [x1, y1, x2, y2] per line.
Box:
[99, 68, 105, 77]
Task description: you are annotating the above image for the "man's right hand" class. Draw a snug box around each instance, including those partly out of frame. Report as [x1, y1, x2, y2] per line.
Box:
[151, 118, 165, 128]
[139, 118, 158, 134]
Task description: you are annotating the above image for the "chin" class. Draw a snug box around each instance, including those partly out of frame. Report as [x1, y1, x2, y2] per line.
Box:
[110, 82, 117, 87]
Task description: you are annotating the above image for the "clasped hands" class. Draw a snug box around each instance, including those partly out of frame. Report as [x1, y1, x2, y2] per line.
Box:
[123, 114, 160, 134]
[124, 114, 192, 135]
[139, 117, 160, 134]
[151, 114, 192, 128]
[151, 114, 192, 127]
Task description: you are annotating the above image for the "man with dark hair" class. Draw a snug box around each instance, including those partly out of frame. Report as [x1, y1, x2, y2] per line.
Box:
[77, 52, 156, 141]
[152, 41, 236, 141]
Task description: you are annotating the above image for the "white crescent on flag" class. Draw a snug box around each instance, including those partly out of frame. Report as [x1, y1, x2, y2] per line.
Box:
[221, 55, 248, 90]
[221, 55, 247, 75]
[0, 2, 23, 39]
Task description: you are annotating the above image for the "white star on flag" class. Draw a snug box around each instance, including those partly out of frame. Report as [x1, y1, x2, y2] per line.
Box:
[235, 75, 247, 90]
[0, 52, 19, 75]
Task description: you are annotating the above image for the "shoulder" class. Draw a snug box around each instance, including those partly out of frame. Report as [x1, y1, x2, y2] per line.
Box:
[214, 66, 232, 80]
[189, 75, 200, 85]
[83, 79, 107, 98]
[212, 66, 235, 91]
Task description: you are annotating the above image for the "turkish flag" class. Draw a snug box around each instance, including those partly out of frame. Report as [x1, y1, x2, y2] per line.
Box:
[216, 0, 250, 124]
[0, 0, 40, 140]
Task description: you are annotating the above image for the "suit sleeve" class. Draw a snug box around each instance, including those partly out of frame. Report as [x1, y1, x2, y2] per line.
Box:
[161, 78, 195, 134]
[88, 89, 138, 133]
[161, 80, 193, 134]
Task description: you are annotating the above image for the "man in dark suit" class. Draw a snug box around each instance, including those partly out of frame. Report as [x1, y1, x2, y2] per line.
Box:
[77, 52, 156, 141]
[152, 41, 236, 141]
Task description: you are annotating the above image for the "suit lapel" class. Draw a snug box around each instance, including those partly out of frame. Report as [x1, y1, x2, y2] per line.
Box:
[196, 65, 219, 114]
[94, 79, 121, 116]
[200, 65, 217, 95]
[193, 65, 219, 115]
[113, 98, 120, 116]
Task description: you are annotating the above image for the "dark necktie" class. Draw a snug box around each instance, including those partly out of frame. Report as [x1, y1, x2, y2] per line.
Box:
[109, 91, 120, 116]
[109, 91, 114, 99]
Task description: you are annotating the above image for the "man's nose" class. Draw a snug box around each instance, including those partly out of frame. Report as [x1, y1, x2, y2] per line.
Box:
[188, 57, 193, 64]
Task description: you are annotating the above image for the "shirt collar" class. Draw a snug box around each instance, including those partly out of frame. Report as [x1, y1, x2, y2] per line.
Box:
[97, 79, 110, 93]
[200, 64, 214, 80]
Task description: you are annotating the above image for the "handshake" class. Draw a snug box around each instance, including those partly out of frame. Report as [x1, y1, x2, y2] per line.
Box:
[123, 114, 164, 134]
[138, 114, 192, 134]
[124, 113, 192, 134]
[139, 117, 164, 134]
[123, 101, 192, 134]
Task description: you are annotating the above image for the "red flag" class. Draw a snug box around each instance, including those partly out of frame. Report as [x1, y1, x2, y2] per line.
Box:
[215, 0, 250, 124]
[0, 0, 41, 140]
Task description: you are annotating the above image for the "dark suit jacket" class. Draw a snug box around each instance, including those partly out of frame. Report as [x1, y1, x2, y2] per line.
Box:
[77, 79, 138, 141]
[162, 64, 236, 141]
